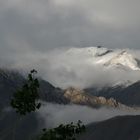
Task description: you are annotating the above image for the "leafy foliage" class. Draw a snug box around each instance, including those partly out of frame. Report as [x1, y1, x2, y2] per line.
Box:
[11, 69, 41, 115]
[37, 120, 85, 140]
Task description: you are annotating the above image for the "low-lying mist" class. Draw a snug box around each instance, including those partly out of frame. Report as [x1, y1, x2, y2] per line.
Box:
[36, 103, 140, 128]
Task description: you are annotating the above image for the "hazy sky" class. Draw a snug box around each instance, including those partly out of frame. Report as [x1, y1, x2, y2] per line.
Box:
[0, 0, 140, 71]
[0, 0, 140, 53]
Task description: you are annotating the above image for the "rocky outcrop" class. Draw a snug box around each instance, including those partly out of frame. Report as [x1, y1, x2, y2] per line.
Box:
[64, 87, 132, 109]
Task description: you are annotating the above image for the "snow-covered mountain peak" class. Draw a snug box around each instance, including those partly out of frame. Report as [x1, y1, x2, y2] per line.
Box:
[104, 50, 140, 70]
[66, 46, 140, 71]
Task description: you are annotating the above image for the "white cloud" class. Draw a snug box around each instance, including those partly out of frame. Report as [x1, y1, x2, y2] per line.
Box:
[5, 47, 140, 89]
[43, 48, 140, 88]
[52, 0, 76, 7]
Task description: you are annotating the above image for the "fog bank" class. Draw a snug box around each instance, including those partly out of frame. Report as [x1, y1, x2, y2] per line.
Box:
[36, 103, 140, 128]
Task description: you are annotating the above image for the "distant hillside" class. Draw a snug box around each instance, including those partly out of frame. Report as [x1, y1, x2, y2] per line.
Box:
[86, 81, 140, 106]
[78, 115, 140, 140]
[0, 68, 69, 109]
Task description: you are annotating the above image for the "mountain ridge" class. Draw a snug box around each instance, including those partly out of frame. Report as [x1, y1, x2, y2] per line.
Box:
[85, 80, 140, 106]
[78, 115, 140, 140]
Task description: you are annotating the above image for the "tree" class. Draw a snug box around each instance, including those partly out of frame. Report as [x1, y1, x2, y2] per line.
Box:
[11, 69, 41, 115]
[37, 121, 85, 140]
